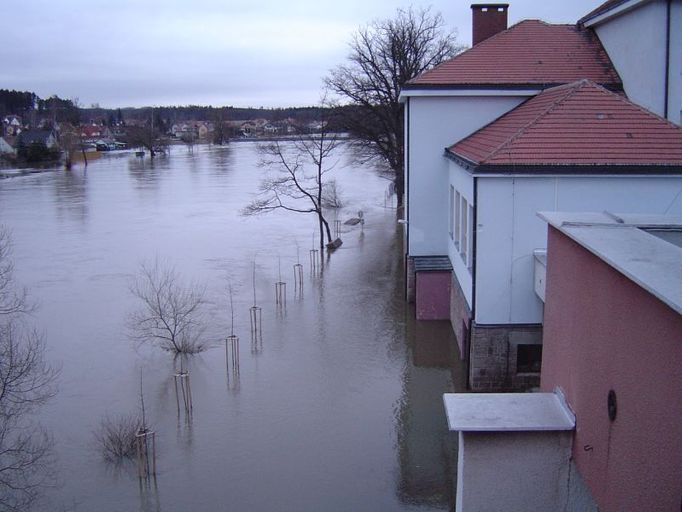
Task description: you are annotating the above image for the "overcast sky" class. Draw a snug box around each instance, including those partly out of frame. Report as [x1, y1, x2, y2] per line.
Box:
[1, 0, 603, 109]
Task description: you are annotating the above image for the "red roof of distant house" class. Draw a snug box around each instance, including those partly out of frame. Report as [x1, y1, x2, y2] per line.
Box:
[446, 79, 682, 171]
[81, 125, 102, 137]
[405, 20, 621, 90]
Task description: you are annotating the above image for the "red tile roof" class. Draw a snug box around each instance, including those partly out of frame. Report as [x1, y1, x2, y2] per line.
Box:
[405, 20, 621, 90]
[447, 80, 682, 171]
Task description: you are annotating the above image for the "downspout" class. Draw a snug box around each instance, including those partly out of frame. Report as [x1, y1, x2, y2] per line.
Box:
[404, 98, 411, 299]
[468, 176, 479, 389]
[665, 0, 671, 119]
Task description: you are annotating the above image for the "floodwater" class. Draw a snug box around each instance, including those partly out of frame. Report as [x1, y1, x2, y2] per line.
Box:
[0, 143, 465, 512]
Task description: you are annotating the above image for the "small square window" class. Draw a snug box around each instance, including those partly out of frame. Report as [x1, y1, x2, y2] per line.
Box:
[517, 344, 542, 374]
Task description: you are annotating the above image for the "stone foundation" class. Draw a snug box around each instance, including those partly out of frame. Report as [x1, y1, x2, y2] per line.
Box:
[449, 272, 471, 360]
[469, 324, 543, 392]
[406, 257, 416, 304]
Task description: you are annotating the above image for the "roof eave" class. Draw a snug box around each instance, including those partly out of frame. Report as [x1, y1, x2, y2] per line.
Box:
[402, 81, 623, 93]
[444, 149, 480, 171]
[579, 0, 653, 27]
[469, 163, 682, 175]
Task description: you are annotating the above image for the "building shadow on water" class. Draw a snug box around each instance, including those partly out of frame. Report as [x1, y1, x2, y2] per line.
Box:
[395, 313, 466, 510]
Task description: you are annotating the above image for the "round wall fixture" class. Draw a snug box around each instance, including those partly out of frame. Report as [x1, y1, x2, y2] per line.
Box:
[607, 390, 617, 421]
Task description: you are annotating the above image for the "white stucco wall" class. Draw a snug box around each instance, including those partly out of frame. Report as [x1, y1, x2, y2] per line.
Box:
[456, 431, 572, 512]
[405, 95, 527, 256]
[475, 175, 682, 325]
[670, 0, 682, 125]
[593, 0, 682, 124]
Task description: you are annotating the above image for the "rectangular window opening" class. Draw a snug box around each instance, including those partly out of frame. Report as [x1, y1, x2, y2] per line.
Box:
[454, 191, 461, 248]
[449, 185, 455, 239]
[517, 344, 542, 374]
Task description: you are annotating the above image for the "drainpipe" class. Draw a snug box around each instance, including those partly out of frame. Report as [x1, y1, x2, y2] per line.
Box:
[665, 0, 671, 119]
[404, 98, 411, 299]
[467, 176, 479, 390]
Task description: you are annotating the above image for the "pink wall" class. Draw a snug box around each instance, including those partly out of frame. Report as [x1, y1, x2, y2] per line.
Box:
[541, 227, 682, 512]
[416, 271, 451, 320]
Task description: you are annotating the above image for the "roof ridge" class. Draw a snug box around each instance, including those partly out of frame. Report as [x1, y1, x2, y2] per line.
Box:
[482, 80, 588, 164]
[586, 80, 682, 131]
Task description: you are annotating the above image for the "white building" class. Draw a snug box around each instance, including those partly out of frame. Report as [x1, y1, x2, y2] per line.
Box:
[401, 1, 682, 390]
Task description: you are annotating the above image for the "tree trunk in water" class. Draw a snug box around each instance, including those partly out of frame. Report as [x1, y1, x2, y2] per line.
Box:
[321, 217, 333, 248]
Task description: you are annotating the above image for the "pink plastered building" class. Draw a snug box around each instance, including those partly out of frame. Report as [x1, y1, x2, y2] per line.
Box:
[539, 211, 682, 511]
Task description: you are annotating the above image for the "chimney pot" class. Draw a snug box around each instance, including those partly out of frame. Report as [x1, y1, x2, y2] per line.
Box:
[471, 3, 509, 46]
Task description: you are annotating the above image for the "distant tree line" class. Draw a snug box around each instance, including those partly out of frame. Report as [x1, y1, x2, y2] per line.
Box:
[1, 89, 355, 134]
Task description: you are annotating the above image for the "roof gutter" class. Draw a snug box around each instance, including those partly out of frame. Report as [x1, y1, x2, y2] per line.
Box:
[665, 0, 671, 119]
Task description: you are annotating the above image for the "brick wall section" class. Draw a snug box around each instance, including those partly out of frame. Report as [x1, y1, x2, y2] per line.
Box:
[449, 272, 471, 359]
[469, 324, 542, 391]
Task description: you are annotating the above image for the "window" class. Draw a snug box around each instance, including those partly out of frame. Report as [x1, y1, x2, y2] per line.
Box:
[517, 344, 542, 373]
[460, 198, 468, 259]
[449, 186, 455, 239]
[468, 204, 474, 270]
[454, 191, 461, 247]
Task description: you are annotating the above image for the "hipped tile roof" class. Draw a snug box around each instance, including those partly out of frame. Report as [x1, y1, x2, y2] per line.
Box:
[405, 20, 621, 90]
[447, 80, 682, 170]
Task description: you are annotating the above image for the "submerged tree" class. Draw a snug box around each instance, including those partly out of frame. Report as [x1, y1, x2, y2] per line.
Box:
[128, 260, 208, 354]
[326, 7, 464, 208]
[243, 119, 343, 252]
[93, 414, 141, 463]
[0, 226, 58, 511]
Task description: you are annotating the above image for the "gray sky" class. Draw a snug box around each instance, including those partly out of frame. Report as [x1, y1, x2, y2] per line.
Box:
[1, 0, 603, 109]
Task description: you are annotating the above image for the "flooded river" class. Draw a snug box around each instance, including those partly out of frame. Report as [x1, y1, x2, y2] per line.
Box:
[0, 143, 464, 511]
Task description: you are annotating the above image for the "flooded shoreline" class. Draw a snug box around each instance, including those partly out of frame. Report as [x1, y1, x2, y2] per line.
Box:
[0, 143, 464, 511]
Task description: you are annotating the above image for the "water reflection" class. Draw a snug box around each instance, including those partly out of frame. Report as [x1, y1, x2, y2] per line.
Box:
[54, 168, 89, 223]
[128, 154, 171, 189]
[396, 316, 465, 509]
[0, 144, 465, 511]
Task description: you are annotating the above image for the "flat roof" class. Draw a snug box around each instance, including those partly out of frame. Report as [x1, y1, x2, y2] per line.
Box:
[443, 393, 575, 432]
[539, 211, 682, 315]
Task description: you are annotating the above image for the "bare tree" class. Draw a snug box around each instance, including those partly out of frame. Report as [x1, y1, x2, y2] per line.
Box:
[326, 7, 464, 208]
[93, 414, 141, 463]
[243, 121, 342, 252]
[128, 260, 208, 354]
[0, 226, 58, 511]
[0, 228, 31, 316]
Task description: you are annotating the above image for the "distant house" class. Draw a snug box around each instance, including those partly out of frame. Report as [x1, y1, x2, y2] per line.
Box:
[16, 129, 57, 149]
[401, 1, 682, 390]
[0, 136, 15, 155]
[80, 125, 111, 140]
[3, 115, 22, 136]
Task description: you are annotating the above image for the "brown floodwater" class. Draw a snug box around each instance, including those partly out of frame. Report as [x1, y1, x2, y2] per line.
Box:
[0, 143, 465, 511]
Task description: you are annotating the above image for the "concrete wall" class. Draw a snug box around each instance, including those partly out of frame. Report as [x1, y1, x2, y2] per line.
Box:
[456, 430, 572, 512]
[594, 0, 682, 124]
[405, 95, 526, 257]
[475, 175, 682, 325]
[541, 227, 682, 512]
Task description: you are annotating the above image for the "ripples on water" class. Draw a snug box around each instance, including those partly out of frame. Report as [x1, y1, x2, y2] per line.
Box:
[0, 143, 464, 512]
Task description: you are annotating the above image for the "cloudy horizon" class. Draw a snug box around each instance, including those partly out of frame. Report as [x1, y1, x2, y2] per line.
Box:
[2, 0, 604, 109]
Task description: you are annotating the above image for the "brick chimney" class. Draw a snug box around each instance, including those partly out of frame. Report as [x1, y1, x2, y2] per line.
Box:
[471, 4, 509, 46]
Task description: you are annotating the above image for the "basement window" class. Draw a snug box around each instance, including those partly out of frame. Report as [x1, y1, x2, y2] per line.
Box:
[517, 344, 542, 374]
